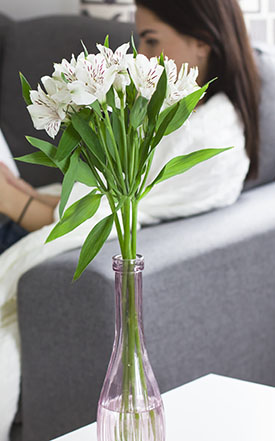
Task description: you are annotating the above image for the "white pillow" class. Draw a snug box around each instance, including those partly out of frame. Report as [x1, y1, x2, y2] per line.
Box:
[0, 129, 19, 177]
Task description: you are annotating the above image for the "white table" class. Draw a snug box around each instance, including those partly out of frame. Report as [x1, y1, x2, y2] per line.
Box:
[52, 373, 275, 440]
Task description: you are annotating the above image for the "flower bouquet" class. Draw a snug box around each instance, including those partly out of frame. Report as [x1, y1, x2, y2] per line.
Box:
[18, 36, 229, 441]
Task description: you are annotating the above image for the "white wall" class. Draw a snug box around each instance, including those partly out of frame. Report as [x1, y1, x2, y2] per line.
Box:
[0, 0, 79, 20]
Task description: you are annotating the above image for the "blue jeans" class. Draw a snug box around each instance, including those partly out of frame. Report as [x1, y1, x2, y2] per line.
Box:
[0, 217, 28, 254]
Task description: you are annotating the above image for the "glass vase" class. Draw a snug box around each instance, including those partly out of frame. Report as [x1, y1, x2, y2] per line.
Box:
[97, 254, 165, 441]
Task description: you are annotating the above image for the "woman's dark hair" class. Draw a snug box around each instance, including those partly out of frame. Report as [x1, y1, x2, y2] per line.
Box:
[135, 0, 260, 179]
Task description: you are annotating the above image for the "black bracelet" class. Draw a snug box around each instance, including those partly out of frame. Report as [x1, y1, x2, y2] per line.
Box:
[17, 196, 34, 225]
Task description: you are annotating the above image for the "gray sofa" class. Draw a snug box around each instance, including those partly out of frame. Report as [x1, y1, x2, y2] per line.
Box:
[1, 12, 275, 441]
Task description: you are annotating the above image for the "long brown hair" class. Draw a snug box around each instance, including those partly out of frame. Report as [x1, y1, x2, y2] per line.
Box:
[135, 0, 260, 179]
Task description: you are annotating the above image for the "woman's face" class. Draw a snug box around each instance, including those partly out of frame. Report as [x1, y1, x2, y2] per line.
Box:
[135, 5, 210, 85]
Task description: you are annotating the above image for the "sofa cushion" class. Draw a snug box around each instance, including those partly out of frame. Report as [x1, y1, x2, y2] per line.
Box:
[0, 15, 134, 187]
[0, 14, 12, 103]
[244, 46, 275, 191]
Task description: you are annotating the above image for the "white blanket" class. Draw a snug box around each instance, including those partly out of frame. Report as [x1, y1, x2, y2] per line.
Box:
[0, 93, 249, 440]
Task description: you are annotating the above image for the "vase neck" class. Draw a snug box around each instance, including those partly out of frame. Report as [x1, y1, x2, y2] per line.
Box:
[112, 254, 144, 339]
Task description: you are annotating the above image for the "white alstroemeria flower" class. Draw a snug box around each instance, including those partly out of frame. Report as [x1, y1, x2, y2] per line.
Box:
[41, 75, 71, 107]
[96, 43, 131, 93]
[53, 54, 77, 84]
[127, 54, 164, 100]
[177, 63, 200, 95]
[163, 60, 200, 109]
[27, 82, 67, 138]
[51, 55, 84, 105]
[68, 54, 117, 105]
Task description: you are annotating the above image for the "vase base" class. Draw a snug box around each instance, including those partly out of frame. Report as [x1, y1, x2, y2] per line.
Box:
[97, 399, 165, 441]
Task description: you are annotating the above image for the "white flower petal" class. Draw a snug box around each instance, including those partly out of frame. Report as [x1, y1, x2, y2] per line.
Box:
[68, 81, 97, 105]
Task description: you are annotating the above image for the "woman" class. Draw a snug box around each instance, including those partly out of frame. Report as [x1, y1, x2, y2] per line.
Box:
[135, 0, 260, 222]
[135, 0, 259, 178]
[0, 0, 259, 244]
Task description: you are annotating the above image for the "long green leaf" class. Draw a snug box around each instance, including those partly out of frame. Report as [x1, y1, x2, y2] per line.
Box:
[106, 86, 116, 110]
[111, 111, 123, 155]
[46, 190, 102, 242]
[26, 136, 56, 158]
[71, 113, 105, 166]
[76, 160, 97, 187]
[130, 96, 148, 129]
[15, 151, 57, 167]
[104, 124, 116, 162]
[59, 150, 79, 218]
[147, 68, 167, 123]
[157, 83, 209, 136]
[90, 100, 102, 118]
[19, 72, 32, 106]
[25, 136, 69, 173]
[151, 102, 179, 149]
[55, 123, 81, 162]
[73, 213, 114, 280]
[140, 147, 232, 199]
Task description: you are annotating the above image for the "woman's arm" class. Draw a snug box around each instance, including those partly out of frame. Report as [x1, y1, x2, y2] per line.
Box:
[0, 171, 57, 232]
[0, 162, 60, 208]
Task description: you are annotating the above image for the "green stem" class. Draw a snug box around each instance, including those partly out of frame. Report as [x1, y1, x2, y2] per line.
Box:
[121, 268, 129, 412]
[122, 197, 132, 259]
[136, 148, 155, 199]
[128, 130, 138, 188]
[106, 193, 124, 254]
[102, 106, 127, 194]
[95, 113, 124, 193]
[128, 270, 136, 410]
[131, 200, 138, 258]
[120, 97, 129, 187]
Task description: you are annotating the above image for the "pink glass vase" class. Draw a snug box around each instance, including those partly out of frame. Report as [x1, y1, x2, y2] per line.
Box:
[97, 255, 165, 441]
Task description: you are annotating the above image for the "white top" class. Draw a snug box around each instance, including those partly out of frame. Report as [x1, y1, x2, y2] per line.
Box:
[0, 92, 249, 441]
[52, 373, 275, 441]
[0, 129, 19, 177]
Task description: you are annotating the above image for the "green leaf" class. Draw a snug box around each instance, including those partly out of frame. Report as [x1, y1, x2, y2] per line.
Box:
[140, 147, 233, 199]
[59, 150, 80, 218]
[105, 125, 116, 162]
[15, 151, 57, 168]
[71, 113, 105, 166]
[46, 190, 102, 242]
[131, 33, 137, 58]
[55, 123, 81, 162]
[130, 96, 149, 129]
[26, 136, 57, 159]
[104, 34, 109, 48]
[90, 100, 102, 118]
[159, 52, 164, 67]
[111, 110, 123, 150]
[106, 86, 116, 110]
[157, 82, 209, 136]
[19, 72, 32, 106]
[76, 160, 97, 187]
[137, 124, 155, 172]
[151, 102, 179, 149]
[25, 136, 69, 173]
[73, 213, 114, 280]
[81, 40, 89, 58]
[61, 72, 69, 84]
[147, 68, 167, 123]
[126, 78, 137, 108]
